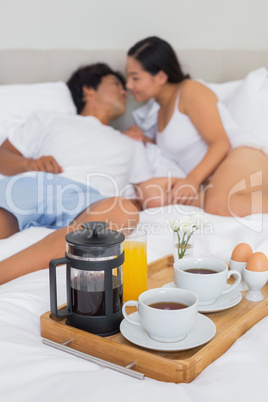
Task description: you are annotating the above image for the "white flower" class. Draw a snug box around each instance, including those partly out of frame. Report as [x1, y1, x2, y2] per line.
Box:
[180, 216, 197, 233]
[170, 218, 180, 232]
[170, 214, 207, 259]
[170, 213, 206, 234]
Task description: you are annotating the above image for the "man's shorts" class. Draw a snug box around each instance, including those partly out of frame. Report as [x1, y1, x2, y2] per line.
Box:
[0, 172, 107, 230]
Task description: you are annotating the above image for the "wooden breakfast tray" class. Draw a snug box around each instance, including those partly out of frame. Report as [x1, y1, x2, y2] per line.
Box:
[40, 255, 268, 383]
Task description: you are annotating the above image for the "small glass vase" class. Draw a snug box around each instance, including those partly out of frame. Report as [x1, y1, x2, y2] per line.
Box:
[173, 231, 194, 262]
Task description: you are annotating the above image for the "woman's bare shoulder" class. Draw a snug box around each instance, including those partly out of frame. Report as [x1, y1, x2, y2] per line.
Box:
[182, 79, 217, 99]
[180, 79, 218, 112]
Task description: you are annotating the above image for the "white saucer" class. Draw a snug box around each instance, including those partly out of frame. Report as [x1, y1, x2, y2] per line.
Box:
[162, 282, 242, 313]
[120, 312, 216, 352]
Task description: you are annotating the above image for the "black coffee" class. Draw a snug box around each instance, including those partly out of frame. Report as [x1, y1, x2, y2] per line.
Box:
[149, 302, 188, 310]
[71, 276, 122, 316]
[185, 268, 218, 274]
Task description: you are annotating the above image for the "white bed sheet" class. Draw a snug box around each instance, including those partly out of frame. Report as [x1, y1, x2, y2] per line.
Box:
[1, 206, 268, 402]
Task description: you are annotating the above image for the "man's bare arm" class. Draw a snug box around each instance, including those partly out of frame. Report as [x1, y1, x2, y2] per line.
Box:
[0, 139, 62, 175]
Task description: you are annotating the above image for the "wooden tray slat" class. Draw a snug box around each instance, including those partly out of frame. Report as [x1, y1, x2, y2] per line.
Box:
[40, 255, 268, 383]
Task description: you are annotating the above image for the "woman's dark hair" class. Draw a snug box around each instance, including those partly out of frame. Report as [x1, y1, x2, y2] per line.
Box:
[128, 36, 190, 83]
[67, 63, 126, 114]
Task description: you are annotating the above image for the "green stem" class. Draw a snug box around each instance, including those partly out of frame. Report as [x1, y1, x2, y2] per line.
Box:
[176, 231, 181, 259]
[181, 232, 187, 258]
[177, 230, 194, 259]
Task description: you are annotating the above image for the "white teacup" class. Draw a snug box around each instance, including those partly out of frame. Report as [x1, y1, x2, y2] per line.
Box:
[122, 288, 198, 343]
[174, 257, 241, 306]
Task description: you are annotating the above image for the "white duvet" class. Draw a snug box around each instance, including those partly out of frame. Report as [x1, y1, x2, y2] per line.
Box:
[1, 67, 268, 401]
[1, 205, 268, 402]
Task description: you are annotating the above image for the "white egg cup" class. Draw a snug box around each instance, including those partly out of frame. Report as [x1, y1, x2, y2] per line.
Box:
[243, 267, 268, 302]
[229, 259, 249, 291]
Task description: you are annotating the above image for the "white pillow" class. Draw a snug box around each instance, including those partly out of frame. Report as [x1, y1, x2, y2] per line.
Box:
[203, 79, 241, 101]
[0, 81, 76, 144]
[224, 68, 268, 146]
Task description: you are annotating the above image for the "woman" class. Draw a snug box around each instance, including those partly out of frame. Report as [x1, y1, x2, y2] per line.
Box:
[125, 36, 268, 217]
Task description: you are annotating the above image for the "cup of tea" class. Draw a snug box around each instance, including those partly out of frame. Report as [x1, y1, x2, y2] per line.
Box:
[122, 287, 198, 342]
[174, 257, 241, 306]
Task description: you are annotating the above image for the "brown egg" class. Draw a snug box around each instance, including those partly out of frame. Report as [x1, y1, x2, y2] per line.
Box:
[246, 252, 268, 272]
[231, 243, 253, 262]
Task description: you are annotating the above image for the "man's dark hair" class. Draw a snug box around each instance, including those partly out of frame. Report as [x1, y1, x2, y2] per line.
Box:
[67, 63, 126, 114]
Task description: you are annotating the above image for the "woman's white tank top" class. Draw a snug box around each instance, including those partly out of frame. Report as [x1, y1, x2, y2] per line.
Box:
[156, 90, 208, 175]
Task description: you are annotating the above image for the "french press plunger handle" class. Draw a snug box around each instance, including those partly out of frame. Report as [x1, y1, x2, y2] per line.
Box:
[81, 221, 109, 238]
[49, 257, 70, 318]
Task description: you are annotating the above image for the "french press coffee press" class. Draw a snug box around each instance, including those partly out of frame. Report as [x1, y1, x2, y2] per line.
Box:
[49, 221, 125, 336]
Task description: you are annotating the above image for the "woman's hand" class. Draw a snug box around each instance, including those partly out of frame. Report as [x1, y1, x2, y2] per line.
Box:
[26, 156, 63, 174]
[169, 177, 199, 205]
[123, 125, 155, 144]
[124, 125, 146, 141]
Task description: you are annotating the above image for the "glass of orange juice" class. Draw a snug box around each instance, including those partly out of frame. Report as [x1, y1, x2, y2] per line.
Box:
[118, 228, 147, 302]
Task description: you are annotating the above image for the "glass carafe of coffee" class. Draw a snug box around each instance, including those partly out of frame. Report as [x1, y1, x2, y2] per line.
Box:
[49, 221, 125, 336]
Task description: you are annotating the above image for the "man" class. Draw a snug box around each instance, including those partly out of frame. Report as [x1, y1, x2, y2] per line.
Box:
[0, 63, 161, 284]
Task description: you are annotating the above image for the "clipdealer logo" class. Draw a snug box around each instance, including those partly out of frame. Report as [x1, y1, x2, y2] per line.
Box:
[228, 170, 263, 232]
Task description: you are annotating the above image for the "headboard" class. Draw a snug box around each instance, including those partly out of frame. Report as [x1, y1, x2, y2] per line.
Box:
[1, 48, 268, 84]
[1, 48, 267, 130]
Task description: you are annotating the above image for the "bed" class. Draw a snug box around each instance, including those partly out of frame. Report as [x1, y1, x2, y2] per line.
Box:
[1, 49, 268, 402]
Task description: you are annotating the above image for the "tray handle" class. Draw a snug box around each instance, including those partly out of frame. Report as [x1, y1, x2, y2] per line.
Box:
[42, 338, 145, 380]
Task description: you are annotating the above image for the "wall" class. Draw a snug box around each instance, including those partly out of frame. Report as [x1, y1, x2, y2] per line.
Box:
[0, 0, 267, 50]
